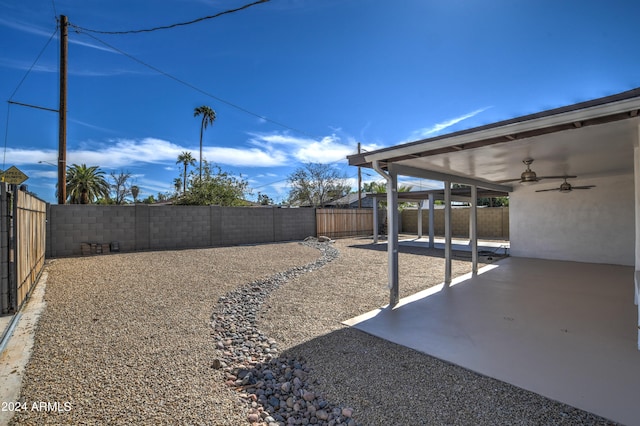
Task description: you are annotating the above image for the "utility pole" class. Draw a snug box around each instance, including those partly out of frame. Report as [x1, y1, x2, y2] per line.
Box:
[357, 142, 362, 208]
[58, 15, 68, 205]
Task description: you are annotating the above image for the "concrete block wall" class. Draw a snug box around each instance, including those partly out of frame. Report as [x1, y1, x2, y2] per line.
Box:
[401, 207, 509, 239]
[148, 205, 211, 250]
[47, 205, 317, 257]
[48, 205, 137, 256]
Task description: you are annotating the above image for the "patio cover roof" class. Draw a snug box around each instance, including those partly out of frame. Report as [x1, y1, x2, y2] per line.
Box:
[348, 87, 640, 183]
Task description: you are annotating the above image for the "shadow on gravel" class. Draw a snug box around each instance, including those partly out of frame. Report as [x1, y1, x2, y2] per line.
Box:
[276, 327, 616, 426]
[347, 241, 478, 261]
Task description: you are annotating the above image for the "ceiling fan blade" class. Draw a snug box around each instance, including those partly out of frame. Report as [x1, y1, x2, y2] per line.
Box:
[572, 185, 596, 190]
[496, 178, 523, 183]
[537, 175, 577, 180]
[535, 188, 561, 192]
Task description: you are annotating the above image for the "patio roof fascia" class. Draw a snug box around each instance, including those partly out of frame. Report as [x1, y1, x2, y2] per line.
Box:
[354, 92, 640, 168]
[387, 163, 513, 193]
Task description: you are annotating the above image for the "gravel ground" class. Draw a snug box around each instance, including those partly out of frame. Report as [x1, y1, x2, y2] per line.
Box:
[11, 238, 614, 425]
[10, 243, 320, 425]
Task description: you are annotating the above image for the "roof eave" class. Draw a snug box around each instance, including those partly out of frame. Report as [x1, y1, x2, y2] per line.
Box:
[349, 88, 640, 168]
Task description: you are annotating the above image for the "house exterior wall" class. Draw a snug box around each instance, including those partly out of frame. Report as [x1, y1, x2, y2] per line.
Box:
[509, 173, 634, 266]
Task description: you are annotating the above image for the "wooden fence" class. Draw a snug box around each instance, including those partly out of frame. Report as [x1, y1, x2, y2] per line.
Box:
[0, 185, 46, 314]
[15, 189, 47, 311]
[316, 208, 374, 238]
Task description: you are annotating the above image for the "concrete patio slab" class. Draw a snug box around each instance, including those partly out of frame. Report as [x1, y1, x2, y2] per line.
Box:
[344, 257, 639, 426]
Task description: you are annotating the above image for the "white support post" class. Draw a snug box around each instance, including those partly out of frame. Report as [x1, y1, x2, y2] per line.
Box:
[417, 200, 423, 239]
[388, 170, 400, 305]
[373, 195, 379, 243]
[634, 129, 640, 350]
[372, 161, 399, 306]
[428, 193, 435, 248]
[470, 185, 478, 275]
[444, 181, 452, 285]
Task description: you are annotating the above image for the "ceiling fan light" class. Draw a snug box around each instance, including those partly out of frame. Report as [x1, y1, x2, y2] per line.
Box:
[559, 182, 572, 193]
[520, 180, 536, 186]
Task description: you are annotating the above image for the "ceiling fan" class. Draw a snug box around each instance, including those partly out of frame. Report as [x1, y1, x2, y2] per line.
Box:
[535, 176, 596, 193]
[500, 159, 575, 185]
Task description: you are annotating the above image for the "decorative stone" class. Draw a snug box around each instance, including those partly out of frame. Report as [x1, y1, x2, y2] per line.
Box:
[209, 241, 348, 426]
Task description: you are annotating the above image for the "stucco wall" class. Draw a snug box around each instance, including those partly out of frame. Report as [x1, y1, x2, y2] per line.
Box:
[47, 205, 316, 257]
[509, 173, 634, 266]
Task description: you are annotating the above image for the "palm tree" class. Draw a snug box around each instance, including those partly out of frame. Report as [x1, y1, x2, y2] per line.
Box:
[131, 185, 140, 203]
[173, 177, 183, 194]
[66, 164, 110, 204]
[176, 151, 196, 194]
[193, 105, 216, 180]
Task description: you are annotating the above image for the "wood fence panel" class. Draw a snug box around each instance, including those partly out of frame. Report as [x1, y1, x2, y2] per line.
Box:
[15, 189, 47, 310]
[316, 208, 373, 238]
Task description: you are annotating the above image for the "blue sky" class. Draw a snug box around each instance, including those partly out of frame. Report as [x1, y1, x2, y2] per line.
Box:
[1, 0, 640, 204]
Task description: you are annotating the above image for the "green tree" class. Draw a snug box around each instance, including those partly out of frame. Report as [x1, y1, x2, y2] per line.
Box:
[287, 163, 350, 207]
[362, 180, 413, 209]
[363, 181, 413, 194]
[176, 161, 249, 206]
[66, 164, 110, 204]
[176, 151, 196, 194]
[257, 192, 273, 205]
[451, 183, 509, 207]
[173, 178, 183, 195]
[142, 195, 156, 204]
[194, 105, 216, 180]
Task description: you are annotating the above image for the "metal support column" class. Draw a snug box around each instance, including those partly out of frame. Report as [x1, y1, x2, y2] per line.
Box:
[444, 181, 452, 285]
[387, 169, 399, 305]
[428, 193, 435, 248]
[470, 185, 478, 275]
[373, 195, 379, 243]
[634, 129, 640, 350]
[372, 161, 399, 306]
[417, 200, 423, 238]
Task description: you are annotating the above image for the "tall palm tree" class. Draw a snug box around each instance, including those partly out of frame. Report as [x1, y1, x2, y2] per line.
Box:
[131, 185, 140, 203]
[66, 164, 110, 204]
[193, 105, 216, 180]
[176, 151, 196, 194]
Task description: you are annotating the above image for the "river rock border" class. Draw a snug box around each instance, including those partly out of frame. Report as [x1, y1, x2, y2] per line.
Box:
[210, 239, 357, 426]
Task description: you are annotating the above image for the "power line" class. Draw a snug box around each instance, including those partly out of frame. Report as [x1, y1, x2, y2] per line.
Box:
[68, 0, 269, 35]
[4, 25, 59, 169]
[7, 26, 58, 101]
[74, 30, 318, 139]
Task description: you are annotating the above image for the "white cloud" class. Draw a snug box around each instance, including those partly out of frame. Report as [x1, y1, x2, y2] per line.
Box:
[30, 170, 57, 179]
[69, 138, 183, 168]
[0, 58, 56, 73]
[269, 180, 291, 195]
[2, 148, 58, 166]
[247, 132, 376, 164]
[3, 137, 289, 170]
[203, 146, 287, 167]
[0, 17, 116, 53]
[0, 16, 58, 39]
[409, 107, 491, 140]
